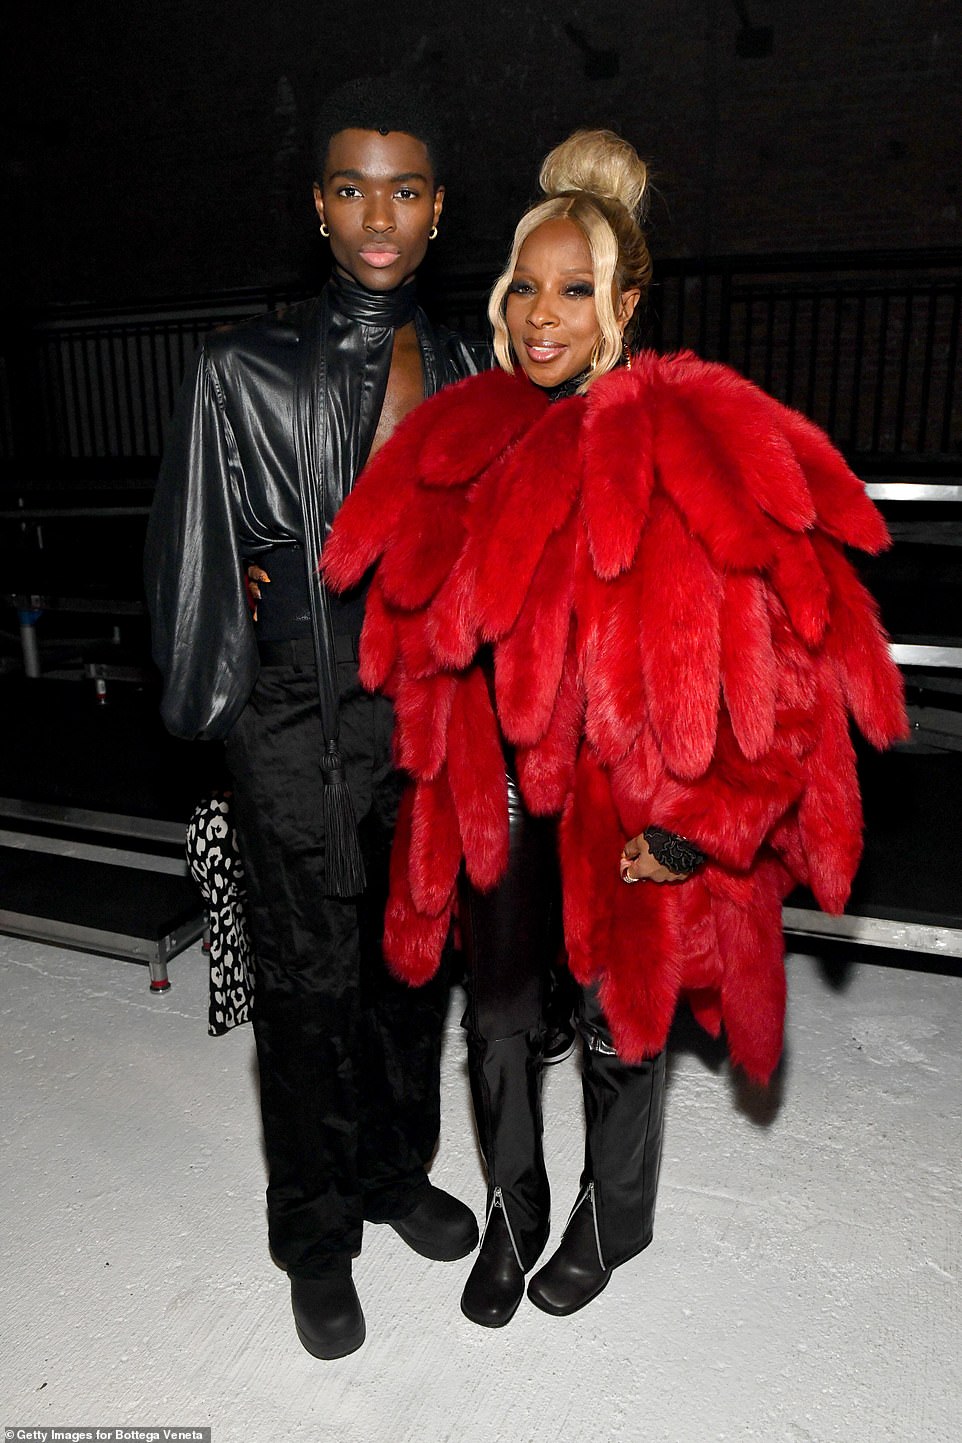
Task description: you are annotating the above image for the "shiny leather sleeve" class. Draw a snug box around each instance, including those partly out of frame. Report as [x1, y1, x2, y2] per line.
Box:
[439, 330, 492, 383]
[144, 345, 258, 741]
[144, 300, 489, 742]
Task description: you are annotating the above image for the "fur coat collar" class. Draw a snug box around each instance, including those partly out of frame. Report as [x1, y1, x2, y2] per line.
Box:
[324, 355, 907, 1082]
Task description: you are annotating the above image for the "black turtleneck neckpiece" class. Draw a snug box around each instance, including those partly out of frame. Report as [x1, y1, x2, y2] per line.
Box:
[326, 269, 419, 329]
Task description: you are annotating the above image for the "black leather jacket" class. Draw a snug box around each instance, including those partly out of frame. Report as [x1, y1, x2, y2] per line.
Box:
[144, 287, 486, 741]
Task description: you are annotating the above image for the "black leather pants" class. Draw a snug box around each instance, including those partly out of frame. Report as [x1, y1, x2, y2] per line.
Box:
[459, 774, 666, 1273]
[458, 773, 559, 1271]
[575, 985, 666, 1269]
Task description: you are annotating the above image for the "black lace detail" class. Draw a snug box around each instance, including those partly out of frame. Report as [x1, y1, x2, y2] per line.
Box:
[643, 825, 707, 875]
[544, 369, 591, 404]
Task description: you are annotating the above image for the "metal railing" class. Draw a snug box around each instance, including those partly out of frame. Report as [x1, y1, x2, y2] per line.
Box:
[648, 250, 961, 470]
[1, 249, 959, 473]
[1, 288, 302, 471]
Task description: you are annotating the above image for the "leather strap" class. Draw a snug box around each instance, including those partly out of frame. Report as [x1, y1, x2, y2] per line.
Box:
[292, 294, 366, 895]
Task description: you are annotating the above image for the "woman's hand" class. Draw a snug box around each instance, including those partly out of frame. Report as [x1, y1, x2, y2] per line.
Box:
[619, 833, 688, 885]
[247, 564, 270, 620]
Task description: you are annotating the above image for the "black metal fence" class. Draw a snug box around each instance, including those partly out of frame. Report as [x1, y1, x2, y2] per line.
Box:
[648, 251, 961, 471]
[1, 248, 959, 474]
[0, 289, 302, 472]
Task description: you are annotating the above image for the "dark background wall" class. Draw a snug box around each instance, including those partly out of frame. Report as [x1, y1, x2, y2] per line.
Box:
[2, 0, 960, 307]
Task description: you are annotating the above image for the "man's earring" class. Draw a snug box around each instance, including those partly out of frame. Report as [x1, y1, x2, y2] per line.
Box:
[428, 226, 439, 240]
[319, 223, 330, 237]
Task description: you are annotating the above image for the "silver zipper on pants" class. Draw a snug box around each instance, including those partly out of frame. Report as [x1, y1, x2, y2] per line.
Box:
[481, 1186, 524, 1271]
[565, 1181, 606, 1271]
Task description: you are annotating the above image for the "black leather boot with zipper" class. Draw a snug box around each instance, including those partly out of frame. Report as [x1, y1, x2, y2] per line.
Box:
[460, 1028, 551, 1327]
[528, 986, 666, 1316]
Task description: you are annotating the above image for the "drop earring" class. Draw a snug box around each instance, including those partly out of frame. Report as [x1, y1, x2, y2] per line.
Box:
[319, 223, 330, 237]
[428, 226, 439, 240]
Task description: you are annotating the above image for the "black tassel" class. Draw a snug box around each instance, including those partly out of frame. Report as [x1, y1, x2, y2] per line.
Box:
[320, 741, 367, 896]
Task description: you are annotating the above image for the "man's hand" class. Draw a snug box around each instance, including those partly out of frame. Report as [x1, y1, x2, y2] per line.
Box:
[247, 564, 270, 620]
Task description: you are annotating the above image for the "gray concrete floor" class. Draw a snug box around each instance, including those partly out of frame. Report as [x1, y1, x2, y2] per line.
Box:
[2, 936, 959, 1443]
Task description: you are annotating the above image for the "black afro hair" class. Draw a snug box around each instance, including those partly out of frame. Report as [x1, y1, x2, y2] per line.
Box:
[312, 75, 446, 185]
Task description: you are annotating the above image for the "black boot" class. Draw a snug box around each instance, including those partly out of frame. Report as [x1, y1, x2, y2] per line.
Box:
[460, 1193, 525, 1327]
[290, 1272, 366, 1359]
[387, 1182, 479, 1261]
[529, 987, 666, 1316]
[543, 957, 579, 1065]
[526, 1184, 610, 1315]
[461, 1029, 551, 1326]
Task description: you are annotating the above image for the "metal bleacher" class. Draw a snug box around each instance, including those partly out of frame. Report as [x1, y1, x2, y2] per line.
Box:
[0, 673, 223, 985]
[784, 478, 962, 961]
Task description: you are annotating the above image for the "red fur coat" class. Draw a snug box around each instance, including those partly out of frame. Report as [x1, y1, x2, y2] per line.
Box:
[324, 355, 907, 1082]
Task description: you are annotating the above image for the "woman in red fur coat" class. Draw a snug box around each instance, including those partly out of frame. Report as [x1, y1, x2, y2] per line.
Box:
[323, 130, 907, 1326]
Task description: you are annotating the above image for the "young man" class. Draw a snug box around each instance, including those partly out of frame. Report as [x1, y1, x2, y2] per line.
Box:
[145, 78, 483, 1360]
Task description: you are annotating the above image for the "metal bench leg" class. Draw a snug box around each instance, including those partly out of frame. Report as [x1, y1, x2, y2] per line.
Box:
[148, 955, 171, 992]
[18, 608, 43, 678]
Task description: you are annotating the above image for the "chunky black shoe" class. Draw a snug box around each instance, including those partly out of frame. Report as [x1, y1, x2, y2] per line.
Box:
[290, 1273, 366, 1359]
[526, 1189, 612, 1316]
[460, 1201, 525, 1328]
[387, 1184, 479, 1261]
[543, 960, 579, 1066]
[543, 1016, 577, 1065]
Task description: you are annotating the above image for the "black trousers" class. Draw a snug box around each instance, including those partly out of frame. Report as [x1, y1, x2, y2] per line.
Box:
[225, 646, 447, 1278]
[459, 774, 665, 1270]
[458, 774, 560, 1268]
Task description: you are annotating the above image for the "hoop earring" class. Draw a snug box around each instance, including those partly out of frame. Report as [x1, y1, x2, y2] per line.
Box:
[319, 223, 330, 237]
[589, 337, 604, 371]
[622, 340, 633, 371]
[428, 226, 439, 241]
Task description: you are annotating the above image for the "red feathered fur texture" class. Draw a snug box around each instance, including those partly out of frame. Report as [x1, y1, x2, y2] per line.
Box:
[326, 358, 907, 1083]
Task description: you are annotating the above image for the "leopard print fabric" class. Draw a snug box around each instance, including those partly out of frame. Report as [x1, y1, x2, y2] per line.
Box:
[186, 794, 254, 1036]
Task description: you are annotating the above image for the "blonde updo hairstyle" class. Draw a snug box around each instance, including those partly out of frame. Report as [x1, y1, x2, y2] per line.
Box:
[488, 129, 653, 386]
